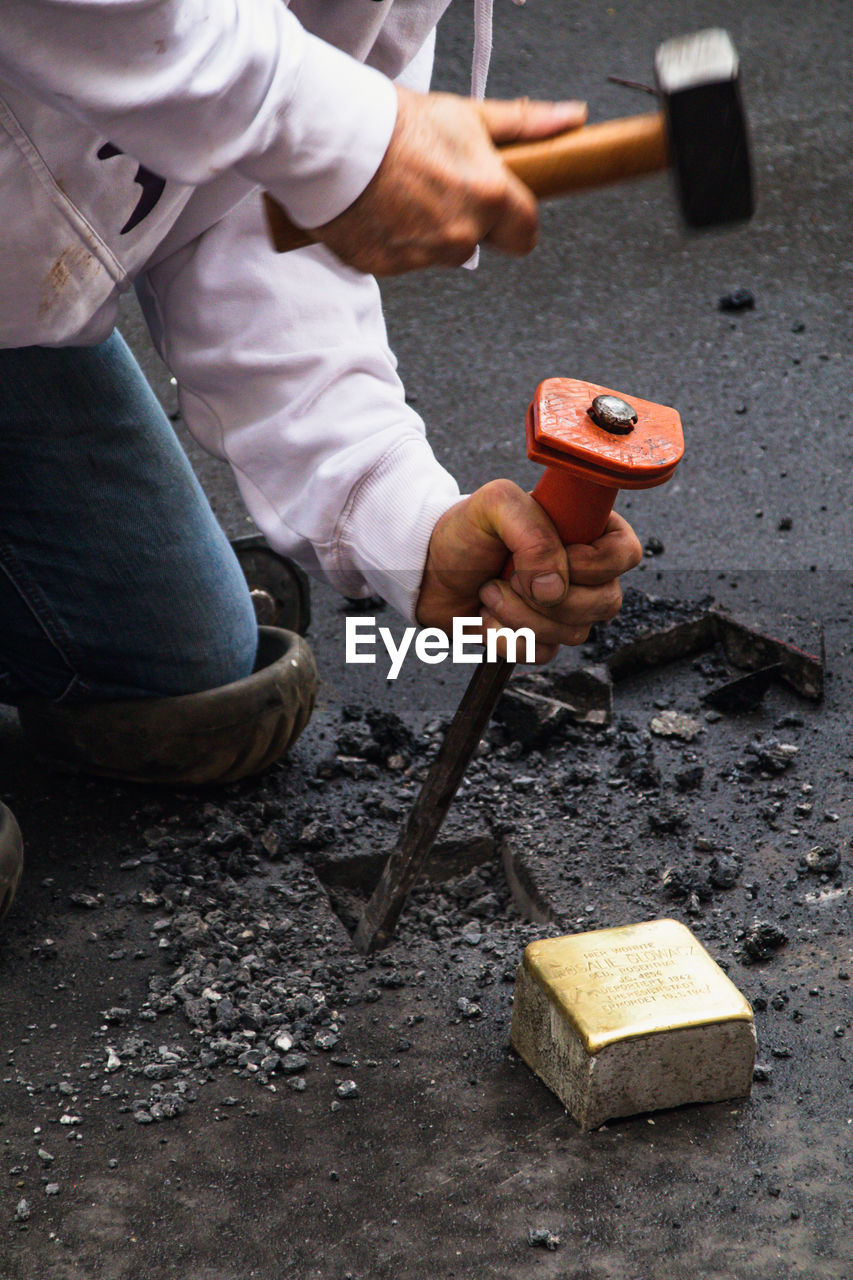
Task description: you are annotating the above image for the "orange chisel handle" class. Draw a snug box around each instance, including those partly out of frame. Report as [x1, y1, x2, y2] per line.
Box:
[501, 468, 618, 584]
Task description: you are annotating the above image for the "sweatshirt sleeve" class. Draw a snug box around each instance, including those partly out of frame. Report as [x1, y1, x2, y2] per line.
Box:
[134, 192, 461, 621]
[0, 0, 398, 227]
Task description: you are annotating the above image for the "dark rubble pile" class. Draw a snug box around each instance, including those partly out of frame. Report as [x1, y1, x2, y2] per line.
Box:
[78, 719, 559, 1123]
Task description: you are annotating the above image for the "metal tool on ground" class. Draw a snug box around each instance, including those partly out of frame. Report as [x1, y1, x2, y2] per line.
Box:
[353, 376, 684, 953]
[265, 27, 752, 255]
[231, 534, 311, 635]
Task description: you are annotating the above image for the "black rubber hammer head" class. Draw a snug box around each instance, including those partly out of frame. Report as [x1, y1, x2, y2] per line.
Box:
[655, 28, 754, 228]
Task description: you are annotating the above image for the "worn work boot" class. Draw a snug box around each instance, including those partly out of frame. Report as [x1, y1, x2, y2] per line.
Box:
[17, 627, 317, 787]
[0, 802, 24, 920]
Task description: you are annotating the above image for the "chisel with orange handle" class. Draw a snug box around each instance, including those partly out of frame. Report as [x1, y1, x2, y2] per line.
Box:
[353, 376, 684, 953]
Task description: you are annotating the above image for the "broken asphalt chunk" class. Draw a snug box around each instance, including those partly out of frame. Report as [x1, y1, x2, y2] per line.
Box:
[662, 865, 694, 900]
[494, 687, 575, 750]
[700, 665, 783, 713]
[648, 803, 689, 834]
[745, 739, 799, 774]
[714, 609, 824, 701]
[496, 665, 612, 749]
[718, 288, 755, 313]
[514, 665, 613, 726]
[587, 589, 824, 702]
[709, 852, 741, 890]
[528, 1228, 561, 1250]
[69, 892, 100, 910]
[803, 845, 841, 876]
[595, 599, 716, 681]
[649, 710, 703, 741]
[280, 1052, 309, 1075]
[675, 764, 703, 792]
[741, 920, 788, 964]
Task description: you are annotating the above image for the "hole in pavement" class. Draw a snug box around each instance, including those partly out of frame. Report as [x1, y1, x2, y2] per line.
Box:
[310, 832, 547, 938]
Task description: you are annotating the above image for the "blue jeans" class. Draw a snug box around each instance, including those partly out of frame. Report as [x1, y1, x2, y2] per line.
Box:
[0, 332, 258, 704]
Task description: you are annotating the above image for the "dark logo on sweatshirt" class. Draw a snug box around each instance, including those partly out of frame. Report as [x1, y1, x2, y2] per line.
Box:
[97, 142, 166, 234]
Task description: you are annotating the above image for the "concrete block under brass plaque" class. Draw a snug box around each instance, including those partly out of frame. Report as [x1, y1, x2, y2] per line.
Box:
[510, 919, 755, 1130]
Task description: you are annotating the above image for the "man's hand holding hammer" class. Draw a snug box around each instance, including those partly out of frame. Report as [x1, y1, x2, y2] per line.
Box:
[289, 89, 589, 275]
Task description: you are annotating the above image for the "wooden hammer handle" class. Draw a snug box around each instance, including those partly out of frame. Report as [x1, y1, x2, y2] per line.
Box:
[264, 111, 668, 253]
[499, 110, 668, 199]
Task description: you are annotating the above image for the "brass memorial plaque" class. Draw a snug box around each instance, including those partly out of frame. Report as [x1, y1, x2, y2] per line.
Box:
[522, 918, 753, 1054]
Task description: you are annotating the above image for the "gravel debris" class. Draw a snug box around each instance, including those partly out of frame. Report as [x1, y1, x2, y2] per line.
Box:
[741, 921, 789, 964]
[69, 892, 100, 910]
[281, 1054, 310, 1076]
[718, 288, 755, 312]
[527, 1227, 561, 1250]
[745, 739, 799, 774]
[803, 845, 841, 875]
[649, 710, 703, 741]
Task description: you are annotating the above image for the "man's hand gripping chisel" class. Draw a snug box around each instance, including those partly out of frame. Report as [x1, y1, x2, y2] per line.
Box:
[353, 378, 684, 953]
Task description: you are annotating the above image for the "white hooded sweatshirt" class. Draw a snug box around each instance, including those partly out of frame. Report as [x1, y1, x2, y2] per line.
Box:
[0, 0, 494, 618]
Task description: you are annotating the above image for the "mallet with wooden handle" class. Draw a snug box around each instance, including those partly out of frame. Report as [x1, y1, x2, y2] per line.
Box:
[264, 28, 752, 255]
[352, 377, 684, 954]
